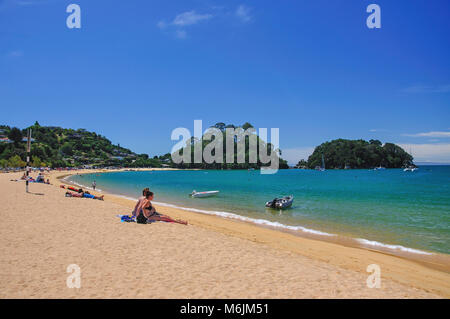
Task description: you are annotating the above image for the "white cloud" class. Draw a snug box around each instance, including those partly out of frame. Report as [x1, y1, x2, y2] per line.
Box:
[158, 6, 253, 38]
[402, 131, 450, 138]
[236, 4, 252, 23]
[172, 10, 213, 26]
[402, 84, 450, 94]
[157, 10, 213, 38]
[281, 147, 315, 164]
[175, 30, 187, 39]
[398, 143, 450, 163]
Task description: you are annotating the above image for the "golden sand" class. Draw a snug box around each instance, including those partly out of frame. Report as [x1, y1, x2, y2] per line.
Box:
[0, 169, 448, 298]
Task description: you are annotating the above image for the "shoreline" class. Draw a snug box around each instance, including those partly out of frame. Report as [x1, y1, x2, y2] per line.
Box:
[61, 170, 449, 261]
[55, 169, 450, 297]
[0, 169, 448, 298]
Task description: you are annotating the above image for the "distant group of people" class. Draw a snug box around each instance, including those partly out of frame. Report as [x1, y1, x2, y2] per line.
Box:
[132, 188, 187, 225]
[21, 172, 50, 184]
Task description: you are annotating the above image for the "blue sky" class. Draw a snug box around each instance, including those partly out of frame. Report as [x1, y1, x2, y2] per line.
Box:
[1, 0, 449, 163]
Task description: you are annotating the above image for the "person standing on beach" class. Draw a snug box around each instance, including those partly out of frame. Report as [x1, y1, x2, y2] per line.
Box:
[92, 180, 96, 190]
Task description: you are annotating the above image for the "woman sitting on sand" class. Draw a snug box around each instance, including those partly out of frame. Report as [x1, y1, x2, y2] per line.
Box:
[131, 187, 149, 217]
[136, 191, 187, 225]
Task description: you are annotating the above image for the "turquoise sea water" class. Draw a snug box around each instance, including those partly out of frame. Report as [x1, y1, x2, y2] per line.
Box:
[68, 166, 450, 255]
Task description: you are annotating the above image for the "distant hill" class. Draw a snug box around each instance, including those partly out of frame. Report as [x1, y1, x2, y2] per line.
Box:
[171, 122, 289, 170]
[297, 139, 414, 169]
[0, 122, 166, 168]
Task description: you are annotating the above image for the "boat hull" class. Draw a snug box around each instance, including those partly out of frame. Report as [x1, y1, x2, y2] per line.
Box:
[190, 191, 219, 198]
[265, 195, 294, 209]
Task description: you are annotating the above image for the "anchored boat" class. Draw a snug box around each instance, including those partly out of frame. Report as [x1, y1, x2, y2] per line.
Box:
[190, 190, 220, 198]
[265, 195, 294, 209]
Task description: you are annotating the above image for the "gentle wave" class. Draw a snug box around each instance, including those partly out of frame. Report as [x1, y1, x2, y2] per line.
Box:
[66, 177, 335, 237]
[66, 174, 434, 256]
[356, 238, 433, 255]
[152, 201, 335, 237]
[108, 192, 334, 236]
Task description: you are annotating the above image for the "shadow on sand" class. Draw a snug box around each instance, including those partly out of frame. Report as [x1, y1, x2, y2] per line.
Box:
[26, 191, 45, 196]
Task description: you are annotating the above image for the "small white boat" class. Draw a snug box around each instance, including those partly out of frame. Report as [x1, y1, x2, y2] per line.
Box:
[190, 190, 219, 198]
[265, 195, 294, 209]
[403, 166, 418, 172]
[374, 166, 386, 170]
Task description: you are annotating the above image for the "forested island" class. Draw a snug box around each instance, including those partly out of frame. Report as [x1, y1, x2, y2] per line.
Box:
[170, 122, 289, 170]
[296, 139, 414, 169]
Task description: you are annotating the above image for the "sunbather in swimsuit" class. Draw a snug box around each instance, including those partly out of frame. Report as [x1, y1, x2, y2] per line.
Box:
[136, 191, 187, 225]
[131, 188, 150, 217]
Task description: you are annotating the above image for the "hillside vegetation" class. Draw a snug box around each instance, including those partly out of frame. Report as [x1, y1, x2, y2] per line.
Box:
[0, 122, 166, 168]
[171, 122, 289, 169]
[297, 139, 414, 169]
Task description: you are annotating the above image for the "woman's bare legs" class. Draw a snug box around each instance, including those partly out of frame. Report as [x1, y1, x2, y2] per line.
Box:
[148, 215, 188, 225]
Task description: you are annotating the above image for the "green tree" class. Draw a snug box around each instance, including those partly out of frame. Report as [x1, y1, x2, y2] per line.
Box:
[8, 155, 26, 168]
[214, 122, 226, 131]
[60, 142, 74, 156]
[296, 159, 308, 168]
[0, 159, 8, 168]
[369, 139, 382, 146]
[8, 127, 23, 145]
[31, 156, 42, 167]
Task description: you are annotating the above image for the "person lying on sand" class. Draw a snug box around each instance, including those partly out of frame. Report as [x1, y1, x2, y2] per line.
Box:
[11, 176, 35, 182]
[136, 191, 187, 225]
[65, 191, 104, 201]
[131, 187, 149, 217]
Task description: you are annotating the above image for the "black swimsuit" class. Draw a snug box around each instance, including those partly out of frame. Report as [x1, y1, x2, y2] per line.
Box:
[136, 210, 147, 224]
[136, 204, 160, 224]
[146, 205, 161, 217]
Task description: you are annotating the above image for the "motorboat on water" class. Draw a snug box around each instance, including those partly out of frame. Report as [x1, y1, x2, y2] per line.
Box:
[403, 166, 418, 172]
[374, 165, 386, 170]
[265, 195, 294, 209]
[190, 190, 219, 198]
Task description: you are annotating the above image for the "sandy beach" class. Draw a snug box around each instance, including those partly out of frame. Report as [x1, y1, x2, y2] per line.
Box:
[0, 169, 449, 298]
